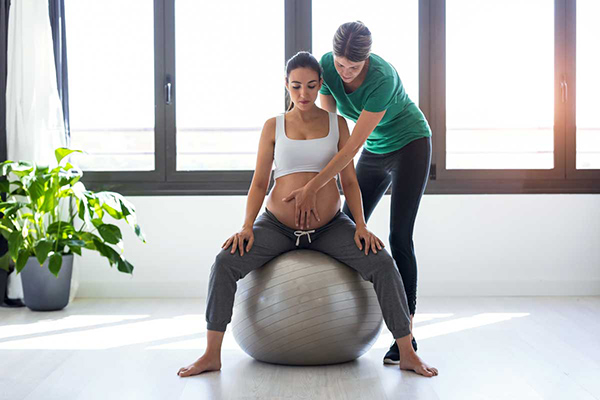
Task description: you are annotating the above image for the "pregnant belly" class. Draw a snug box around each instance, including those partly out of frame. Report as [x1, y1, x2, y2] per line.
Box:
[266, 172, 342, 230]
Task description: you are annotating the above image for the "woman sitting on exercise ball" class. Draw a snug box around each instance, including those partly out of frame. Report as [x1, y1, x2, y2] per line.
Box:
[177, 51, 438, 378]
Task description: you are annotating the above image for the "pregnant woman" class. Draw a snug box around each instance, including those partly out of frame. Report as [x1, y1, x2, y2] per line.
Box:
[177, 52, 437, 378]
[282, 22, 432, 364]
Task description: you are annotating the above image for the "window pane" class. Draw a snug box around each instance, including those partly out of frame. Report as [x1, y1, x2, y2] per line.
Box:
[175, 1, 284, 171]
[312, 1, 419, 108]
[313, 1, 418, 163]
[65, 0, 155, 171]
[446, 0, 554, 169]
[576, 0, 600, 169]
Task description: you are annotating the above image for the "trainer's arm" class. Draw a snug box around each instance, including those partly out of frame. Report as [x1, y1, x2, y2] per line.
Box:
[282, 109, 385, 229]
[320, 93, 337, 113]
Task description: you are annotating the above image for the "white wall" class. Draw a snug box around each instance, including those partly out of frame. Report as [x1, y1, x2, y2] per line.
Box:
[75, 195, 600, 298]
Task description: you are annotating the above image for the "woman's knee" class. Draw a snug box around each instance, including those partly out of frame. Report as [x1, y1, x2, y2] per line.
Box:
[212, 250, 242, 281]
[369, 253, 403, 281]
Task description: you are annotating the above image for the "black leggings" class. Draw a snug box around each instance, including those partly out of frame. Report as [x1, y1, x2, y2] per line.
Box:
[342, 136, 431, 315]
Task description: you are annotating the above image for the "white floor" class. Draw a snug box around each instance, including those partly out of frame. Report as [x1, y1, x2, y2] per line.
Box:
[0, 297, 599, 400]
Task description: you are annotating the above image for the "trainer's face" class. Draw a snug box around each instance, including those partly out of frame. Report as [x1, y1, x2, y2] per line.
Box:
[286, 67, 322, 111]
[333, 56, 366, 83]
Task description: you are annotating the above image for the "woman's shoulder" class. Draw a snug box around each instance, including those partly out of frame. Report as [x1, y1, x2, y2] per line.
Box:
[369, 53, 400, 83]
[261, 115, 281, 139]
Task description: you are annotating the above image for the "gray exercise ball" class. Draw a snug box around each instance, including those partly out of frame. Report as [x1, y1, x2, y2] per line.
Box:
[231, 250, 384, 366]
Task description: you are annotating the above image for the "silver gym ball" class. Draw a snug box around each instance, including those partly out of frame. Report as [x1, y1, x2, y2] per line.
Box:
[231, 250, 384, 366]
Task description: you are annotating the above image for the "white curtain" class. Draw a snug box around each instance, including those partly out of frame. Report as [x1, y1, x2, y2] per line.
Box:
[5, 0, 69, 301]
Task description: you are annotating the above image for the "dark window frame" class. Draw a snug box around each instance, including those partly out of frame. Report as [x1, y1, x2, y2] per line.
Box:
[3, 0, 599, 195]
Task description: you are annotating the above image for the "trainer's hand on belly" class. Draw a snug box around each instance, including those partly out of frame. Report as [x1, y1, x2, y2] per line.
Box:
[282, 184, 320, 229]
[222, 226, 254, 256]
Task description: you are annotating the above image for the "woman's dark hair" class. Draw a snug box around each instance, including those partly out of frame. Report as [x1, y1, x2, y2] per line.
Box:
[285, 51, 323, 111]
[333, 21, 372, 62]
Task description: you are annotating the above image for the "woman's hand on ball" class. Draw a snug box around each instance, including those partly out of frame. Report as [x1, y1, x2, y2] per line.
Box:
[222, 226, 254, 256]
[354, 224, 385, 255]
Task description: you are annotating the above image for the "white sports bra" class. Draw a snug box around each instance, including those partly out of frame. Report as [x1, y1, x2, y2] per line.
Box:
[273, 111, 340, 180]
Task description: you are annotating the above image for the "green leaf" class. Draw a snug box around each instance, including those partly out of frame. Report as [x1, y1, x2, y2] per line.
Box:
[55, 148, 83, 164]
[48, 252, 62, 277]
[0, 201, 27, 217]
[117, 258, 134, 274]
[47, 222, 76, 238]
[36, 165, 50, 174]
[27, 176, 46, 202]
[40, 184, 57, 213]
[98, 224, 122, 244]
[15, 250, 30, 273]
[0, 252, 9, 272]
[8, 230, 23, 261]
[35, 239, 54, 265]
[64, 239, 86, 247]
[93, 201, 104, 219]
[9, 187, 27, 197]
[80, 232, 102, 250]
[102, 203, 123, 219]
[10, 169, 33, 178]
[120, 200, 145, 242]
[69, 246, 82, 256]
[97, 193, 123, 220]
[91, 218, 104, 228]
[1, 161, 15, 176]
[0, 218, 15, 236]
[93, 239, 120, 265]
[0, 179, 9, 193]
[0, 224, 13, 240]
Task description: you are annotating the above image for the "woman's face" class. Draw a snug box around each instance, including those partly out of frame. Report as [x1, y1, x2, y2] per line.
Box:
[286, 67, 322, 111]
[333, 56, 367, 83]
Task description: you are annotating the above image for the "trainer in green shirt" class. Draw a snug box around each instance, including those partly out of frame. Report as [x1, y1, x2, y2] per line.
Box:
[319, 51, 431, 155]
[283, 22, 435, 370]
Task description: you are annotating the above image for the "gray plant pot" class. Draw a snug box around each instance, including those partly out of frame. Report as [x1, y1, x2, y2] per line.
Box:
[20, 255, 74, 311]
[0, 267, 7, 305]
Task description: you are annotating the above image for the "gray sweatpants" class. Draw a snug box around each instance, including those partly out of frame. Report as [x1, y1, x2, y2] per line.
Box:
[206, 208, 412, 339]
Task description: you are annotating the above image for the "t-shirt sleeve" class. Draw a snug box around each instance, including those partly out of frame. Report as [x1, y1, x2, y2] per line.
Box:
[319, 79, 332, 96]
[363, 77, 398, 113]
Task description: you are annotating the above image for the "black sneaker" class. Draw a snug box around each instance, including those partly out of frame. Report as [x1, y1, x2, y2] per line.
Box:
[383, 337, 418, 365]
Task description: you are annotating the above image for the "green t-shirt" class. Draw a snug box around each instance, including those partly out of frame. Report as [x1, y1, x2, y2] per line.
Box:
[319, 52, 431, 154]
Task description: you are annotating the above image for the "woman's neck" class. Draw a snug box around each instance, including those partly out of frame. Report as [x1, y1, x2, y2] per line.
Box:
[288, 104, 322, 122]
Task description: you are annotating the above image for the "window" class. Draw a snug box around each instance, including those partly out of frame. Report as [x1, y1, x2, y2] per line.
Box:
[446, 0, 554, 170]
[65, 0, 155, 171]
[175, 0, 284, 171]
[576, 0, 600, 170]
[43, 0, 598, 195]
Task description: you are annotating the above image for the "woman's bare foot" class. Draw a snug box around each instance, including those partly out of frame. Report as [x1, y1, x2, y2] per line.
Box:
[177, 354, 222, 377]
[399, 351, 438, 377]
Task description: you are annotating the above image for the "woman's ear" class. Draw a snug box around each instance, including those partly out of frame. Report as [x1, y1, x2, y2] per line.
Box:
[318, 77, 323, 90]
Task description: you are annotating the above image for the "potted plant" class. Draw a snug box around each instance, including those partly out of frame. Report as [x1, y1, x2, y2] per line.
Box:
[0, 148, 145, 311]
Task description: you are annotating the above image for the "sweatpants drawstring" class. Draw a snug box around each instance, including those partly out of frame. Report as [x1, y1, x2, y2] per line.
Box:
[294, 230, 315, 246]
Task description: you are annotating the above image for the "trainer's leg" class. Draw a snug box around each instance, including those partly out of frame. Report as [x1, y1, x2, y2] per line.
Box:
[388, 137, 431, 316]
[342, 148, 392, 223]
